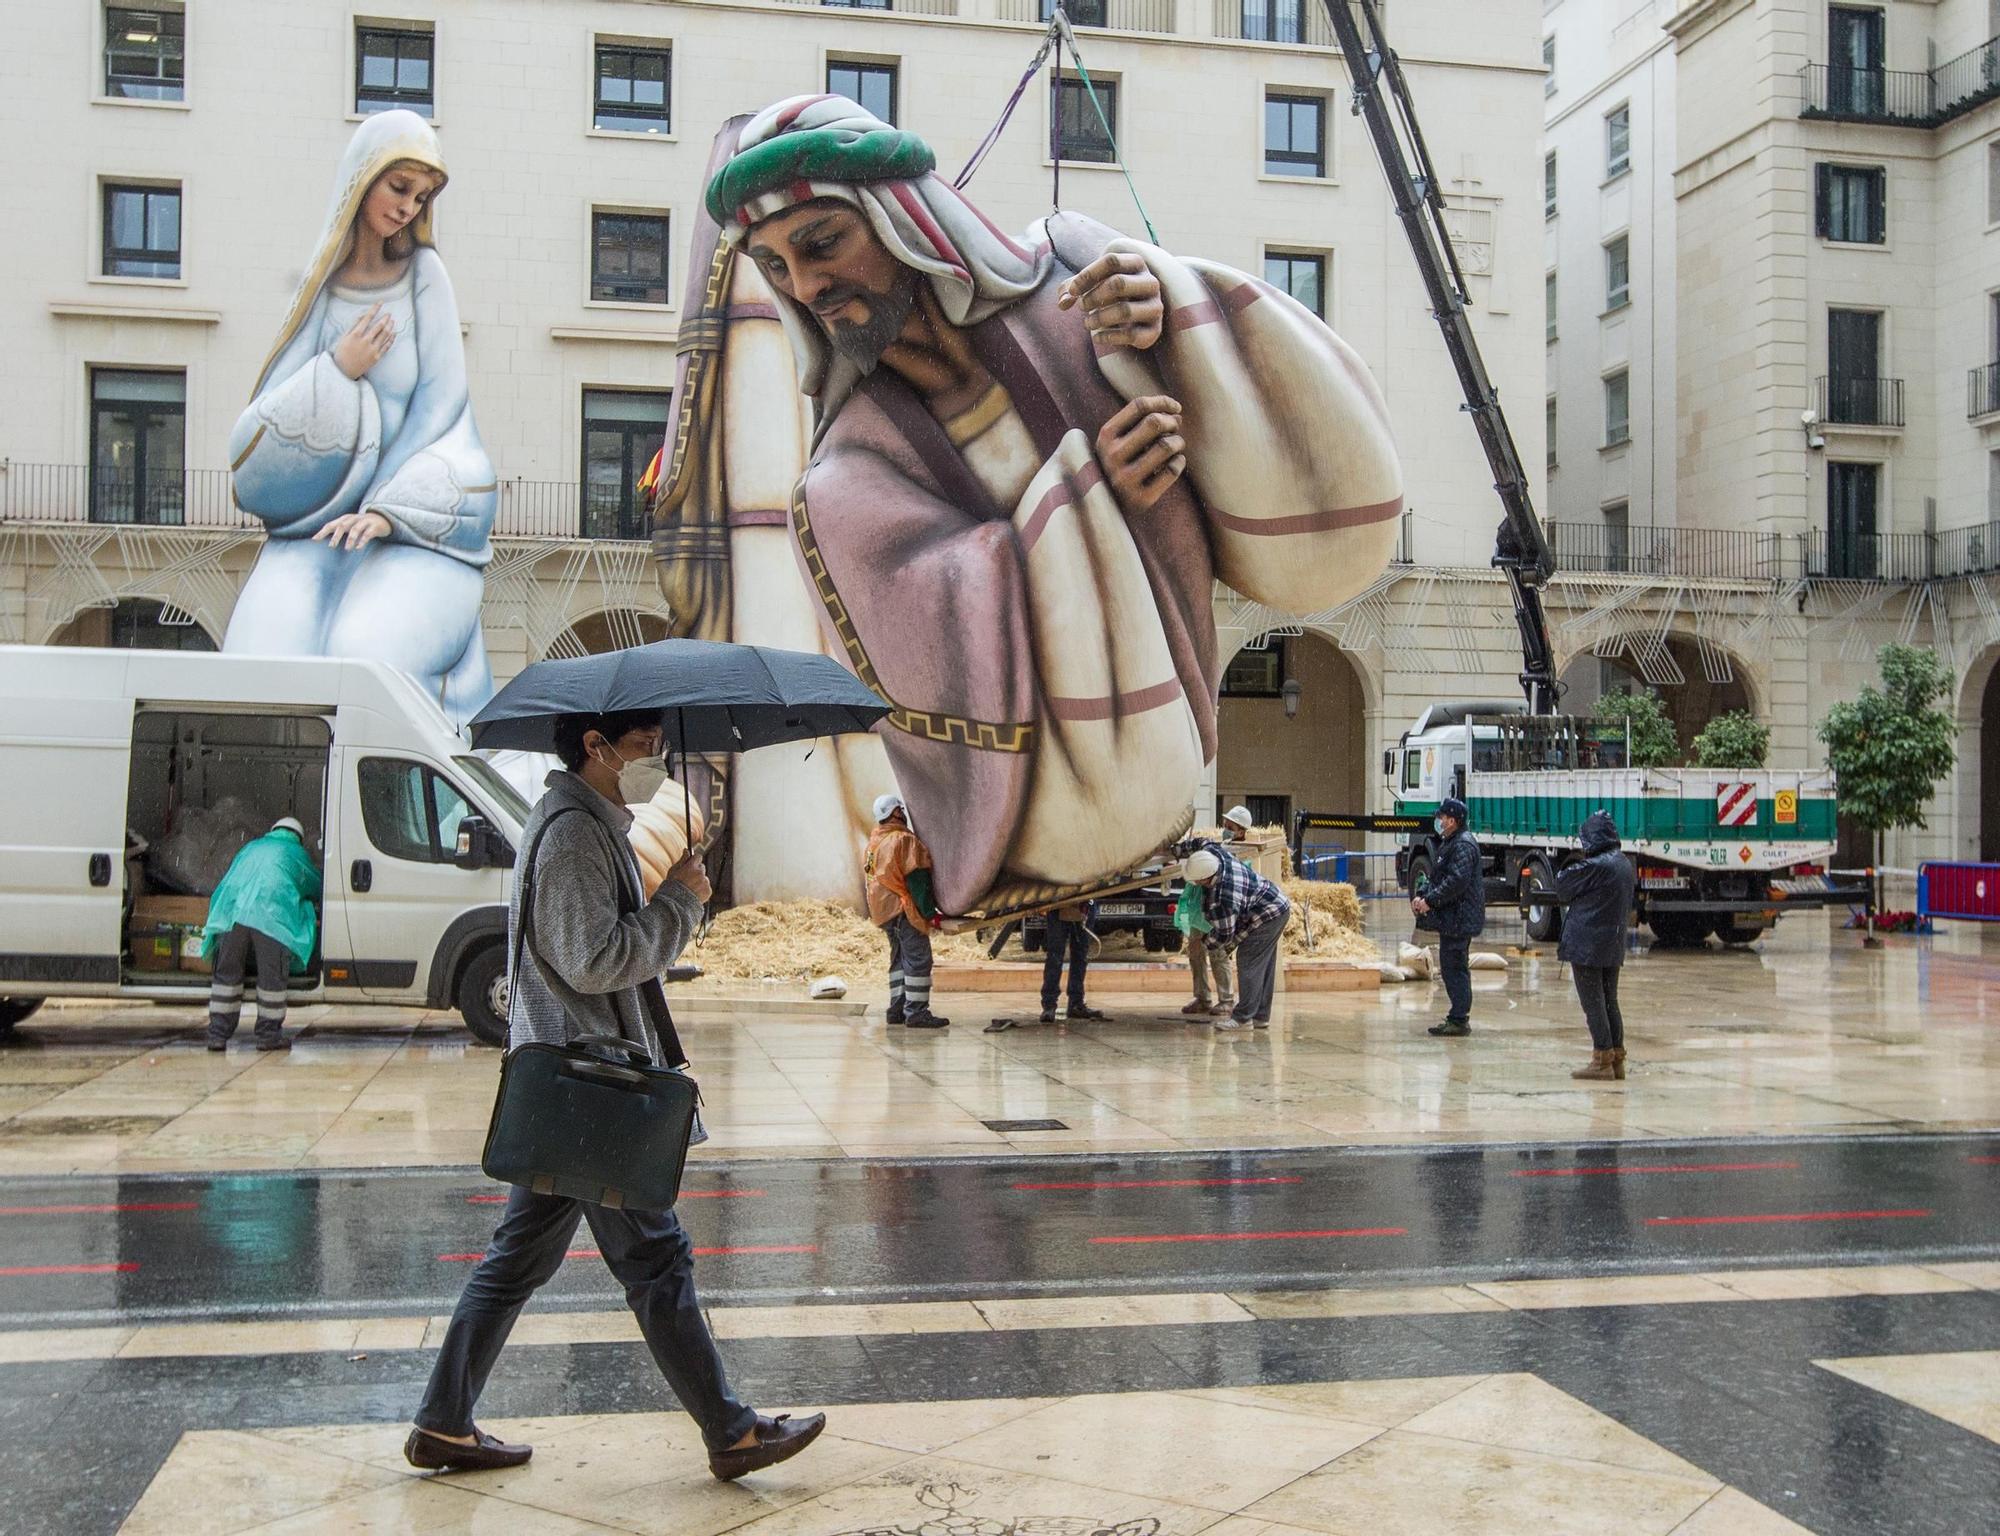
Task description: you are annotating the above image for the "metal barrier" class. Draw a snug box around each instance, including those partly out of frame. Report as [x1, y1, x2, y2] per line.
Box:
[1297, 847, 1400, 895]
[1917, 862, 2000, 923]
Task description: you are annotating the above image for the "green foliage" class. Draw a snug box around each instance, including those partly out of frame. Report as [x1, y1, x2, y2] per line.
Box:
[1692, 710, 1770, 769]
[1816, 644, 1956, 835]
[1596, 686, 1679, 767]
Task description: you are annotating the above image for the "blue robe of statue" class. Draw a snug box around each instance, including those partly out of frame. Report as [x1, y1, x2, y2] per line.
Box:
[225, 111, 497, 726]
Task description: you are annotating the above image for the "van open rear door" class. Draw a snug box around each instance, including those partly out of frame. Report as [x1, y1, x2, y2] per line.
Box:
[0, 694, 136, 989]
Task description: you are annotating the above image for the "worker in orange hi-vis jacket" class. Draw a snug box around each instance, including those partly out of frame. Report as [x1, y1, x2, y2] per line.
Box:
[864, 793, 949, 1030]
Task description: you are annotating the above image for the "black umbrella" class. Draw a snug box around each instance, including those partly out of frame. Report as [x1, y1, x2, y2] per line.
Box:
[467, 639, 890, 849]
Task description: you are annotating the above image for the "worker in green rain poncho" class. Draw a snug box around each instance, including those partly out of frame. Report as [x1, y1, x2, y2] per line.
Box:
[202, 818, 323, 1052]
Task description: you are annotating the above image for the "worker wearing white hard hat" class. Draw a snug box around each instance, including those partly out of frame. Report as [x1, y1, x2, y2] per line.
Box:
[1179, 842, 1291, 1031]
[1221, 806, 1255, 835]
[864, 791, 949, 1028]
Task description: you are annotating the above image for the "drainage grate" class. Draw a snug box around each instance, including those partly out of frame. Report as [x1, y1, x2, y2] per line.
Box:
[983, 1118, 1069, 1132]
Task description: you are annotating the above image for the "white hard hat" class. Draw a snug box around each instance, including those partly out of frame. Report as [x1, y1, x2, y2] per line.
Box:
[1222, 805, 1255, 831]
[873, 793, 906, 823]
[1183, 849, 1221, 883]
[272, 817, 305, 838]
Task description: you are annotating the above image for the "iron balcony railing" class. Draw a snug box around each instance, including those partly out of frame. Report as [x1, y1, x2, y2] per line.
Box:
[1547, 521, 1784, 581]
[998, 0, 1177, 30]
[1807, 526, 2000, 582]
[1816, 374, 1905, 428]
[1970, 362, 2000, 420]
[1212, 0, 1335, 46]
[0, 463, 247, 528]
[0, 463, 655, 542]
[1801, 36, 2000, 126]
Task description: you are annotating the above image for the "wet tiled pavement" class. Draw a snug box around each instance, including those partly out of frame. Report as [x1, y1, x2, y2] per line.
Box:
[0, 910, 1994, 1532]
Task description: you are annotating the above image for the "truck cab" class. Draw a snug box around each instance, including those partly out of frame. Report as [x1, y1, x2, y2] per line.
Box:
[0, 647, 524, 1042]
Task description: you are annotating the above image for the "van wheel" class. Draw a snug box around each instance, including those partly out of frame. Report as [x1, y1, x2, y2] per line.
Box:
[1521, 860, 1563, 944]
[0, 998, 42, 1040]
[456, 946, 509, 1047]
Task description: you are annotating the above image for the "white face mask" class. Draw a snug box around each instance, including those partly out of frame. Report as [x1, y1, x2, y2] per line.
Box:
[597, 742, 672, 806]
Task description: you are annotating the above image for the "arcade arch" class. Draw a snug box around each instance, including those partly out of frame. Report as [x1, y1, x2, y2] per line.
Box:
[1558, 632, 1756, 759]
[547, 609, 670, 660]
[1213, 630, 1371, 832]
[48, 598, 218, 652]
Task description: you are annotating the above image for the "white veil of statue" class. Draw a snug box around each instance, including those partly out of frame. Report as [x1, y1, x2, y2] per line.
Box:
[225, 109, 498, 727]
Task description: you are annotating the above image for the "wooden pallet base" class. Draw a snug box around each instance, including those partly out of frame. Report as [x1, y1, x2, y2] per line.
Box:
[930, 960, 1380, 994]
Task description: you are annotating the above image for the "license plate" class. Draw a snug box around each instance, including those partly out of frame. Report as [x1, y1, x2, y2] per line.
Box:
[1097, 902, 1146, 916]
[1642, 877, 1689, 890]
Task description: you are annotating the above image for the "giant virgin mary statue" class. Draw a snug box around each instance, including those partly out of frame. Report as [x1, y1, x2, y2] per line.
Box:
[224, 110, 497, 724]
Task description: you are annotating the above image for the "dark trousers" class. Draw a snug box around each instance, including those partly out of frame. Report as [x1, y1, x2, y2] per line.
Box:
[1573, 963, 1626, 1050]
[884, 914, 936, 1018]
[208, 924, 290, 1043]
[416, 1184, 756, 1454]
[1232, 915, 1284, 1023]
[1439, 933, 1473, 1023]
[1040, 914, 1090, 1012]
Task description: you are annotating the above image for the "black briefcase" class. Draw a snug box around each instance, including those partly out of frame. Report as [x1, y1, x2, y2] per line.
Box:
[482, 1033, 700, 1210]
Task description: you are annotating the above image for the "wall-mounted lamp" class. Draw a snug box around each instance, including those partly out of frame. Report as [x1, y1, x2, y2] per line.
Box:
[1281, 678, 1304, 720]
[1801, 407, 1825, 451]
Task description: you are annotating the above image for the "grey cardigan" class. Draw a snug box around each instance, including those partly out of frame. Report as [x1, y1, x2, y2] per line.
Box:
[506, 770, 704, 1068]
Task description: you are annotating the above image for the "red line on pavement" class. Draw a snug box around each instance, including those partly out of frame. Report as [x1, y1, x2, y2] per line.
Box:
[0, 1263, 140, 1276]
[464, 1190, 766, 1204]
[1969, 1156, 2000, 1165]
[1090, 1227, 1406, 1246]
[1513, 1162, 1799, 1179]
[0, 1201, 198, 1216]
[1013, 1177, 1304, 1191]
[437, 1243, 816, 1262]
[1646, 1209, 1931, 1228]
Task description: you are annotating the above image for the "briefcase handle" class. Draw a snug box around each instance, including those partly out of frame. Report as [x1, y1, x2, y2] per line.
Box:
[562, 1058, 651, 1090]
[571, 1033, 653, 1068]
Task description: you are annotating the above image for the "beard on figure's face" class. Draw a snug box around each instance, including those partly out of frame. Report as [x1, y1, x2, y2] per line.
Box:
[818, 266, 919, 374]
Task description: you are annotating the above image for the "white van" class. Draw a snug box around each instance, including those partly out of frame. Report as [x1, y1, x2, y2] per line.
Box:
[0, 646, 525, 1044]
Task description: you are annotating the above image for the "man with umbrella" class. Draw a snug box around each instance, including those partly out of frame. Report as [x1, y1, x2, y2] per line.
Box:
[407, 706, 828, 1481]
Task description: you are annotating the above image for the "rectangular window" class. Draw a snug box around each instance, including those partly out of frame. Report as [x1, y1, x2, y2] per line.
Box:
[594, 42, 670, 134]
[1544, 150, 1557, 218]
[1222, 643, 1286, 697]
[828, 60, 898, 127]
[1815, 163, 1886, 242]
[1047, 0, 1109, 23]
[1605, 105, 1631, 179]
[356, 23, 434, 116]
[1543, 35, 1556, 96]
[1052, 76, 1117, 165]
[1264, 92, 1325, 178]
[1826, 307, 1884, 422]
[1603, 500, 1631, 572]
[1988, 140, 2000, 224]
[821, 0, 893, 8]
[1827, 461, 1879, 578]
[102, 183, 181, 278]
[581, 389, 670, 541]
[1546, 396, 1557, 471]
[1604, 370, 1630, 447]
[1827, 6, 1886, 117]
[90, 368, 185, 526]
[590, 210, 671, 305]
[1264, 251, 1326, 318]
[104, 6, 184, 100]
[1989, 449, 2000, 520]
[358, 758, 471, 864]
[1604, 235, 1630, 311]
[1545, 269, 1557, 342]
[1241, 0, 1305, 43]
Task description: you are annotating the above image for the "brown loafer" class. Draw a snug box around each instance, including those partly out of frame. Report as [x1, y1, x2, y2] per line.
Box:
[404, 1425, 533, 1472]
[708, 1412, 827, 1482]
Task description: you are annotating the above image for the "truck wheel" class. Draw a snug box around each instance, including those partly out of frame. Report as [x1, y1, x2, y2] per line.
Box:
[1021, 928, 1045, 954]
[1648, 912, 1710, 947]
[1713, 918, 1769, 947]
[455, 945, 509, 1047]
[1142, 927, 1165, 953]
[1405, 852, 1432, 897]
[1521, 860, 1563, 944]
[1161, 928, 1184, 954]
[0, 998, 42, 1040]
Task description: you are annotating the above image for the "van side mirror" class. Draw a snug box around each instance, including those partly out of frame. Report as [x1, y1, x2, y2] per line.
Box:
[453, 816, 515, 871]
[1383, 750, 1394, 778]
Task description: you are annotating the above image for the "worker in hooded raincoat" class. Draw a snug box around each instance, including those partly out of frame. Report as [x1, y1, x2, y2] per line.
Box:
[202, 817, 322, 1052]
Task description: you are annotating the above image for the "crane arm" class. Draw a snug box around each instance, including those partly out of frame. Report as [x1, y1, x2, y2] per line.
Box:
[1320, 0, 1562, 714]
